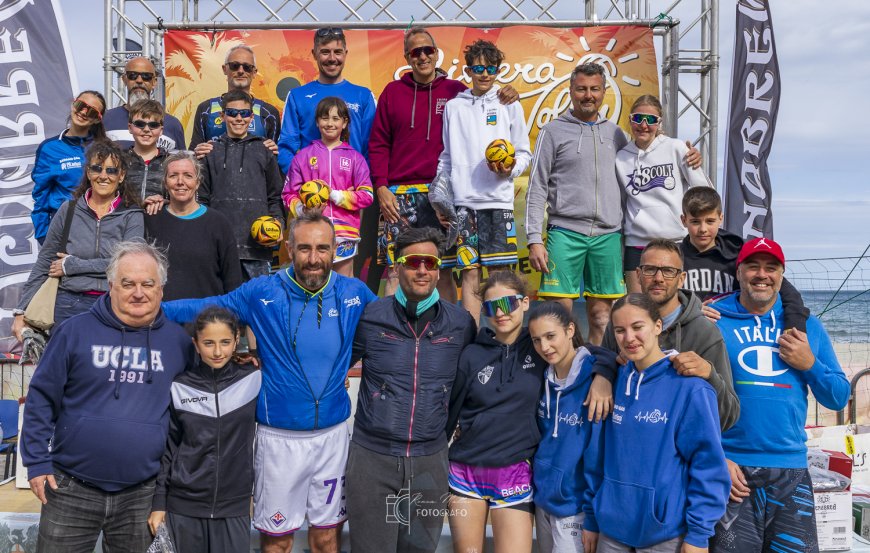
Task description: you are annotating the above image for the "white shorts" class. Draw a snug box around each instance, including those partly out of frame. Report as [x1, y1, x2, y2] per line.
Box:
[334, 238, 360, 262]
[535, 510, 585, 553]
[253, 423, 349, 536]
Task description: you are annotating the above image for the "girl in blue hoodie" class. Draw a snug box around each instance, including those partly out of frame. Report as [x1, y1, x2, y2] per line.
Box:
[583, 294, 729, 553]
[446, 271, 546, 553]
[529, 302, 615, 553]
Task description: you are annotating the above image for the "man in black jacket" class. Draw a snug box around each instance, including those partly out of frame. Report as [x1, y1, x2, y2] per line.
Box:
[348, 227, 476, 553]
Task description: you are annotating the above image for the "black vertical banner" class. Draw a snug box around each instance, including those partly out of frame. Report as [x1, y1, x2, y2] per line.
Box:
[723, 0, 780, 239]
[0, 0, 77, 352]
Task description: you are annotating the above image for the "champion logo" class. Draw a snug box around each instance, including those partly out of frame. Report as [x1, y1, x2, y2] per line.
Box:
[328, 308, 339, 317]
[270, 511, 286, 526]
[478, 365, 494, 385]
[522, 354, 535, 370]
[260, 299, 275, 306]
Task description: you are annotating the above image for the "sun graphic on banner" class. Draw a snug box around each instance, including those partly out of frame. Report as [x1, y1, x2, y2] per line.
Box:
[574, 33, 645, 124]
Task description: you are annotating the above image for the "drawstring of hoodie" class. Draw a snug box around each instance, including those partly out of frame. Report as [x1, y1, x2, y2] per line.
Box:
[409, 80, 434, 141]
[114, 328, 127, 399]
[426, 85, 432, 140]
[624, 368, 646, 400]
[410, 81, 418, 130]
[221, 138, 249, 172]
[552, 390, 562, 437]
[145, 326, 154, 383]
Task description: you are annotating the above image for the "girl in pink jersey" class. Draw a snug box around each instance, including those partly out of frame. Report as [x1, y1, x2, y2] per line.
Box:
[284, 97, 373, 276]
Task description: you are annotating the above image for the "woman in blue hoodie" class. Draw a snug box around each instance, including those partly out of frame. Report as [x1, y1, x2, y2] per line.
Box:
[529, 301, 615, 553]
[583, 293, 729, 553]
[446, 271, 545, 553]
[31, 90, 108, 243]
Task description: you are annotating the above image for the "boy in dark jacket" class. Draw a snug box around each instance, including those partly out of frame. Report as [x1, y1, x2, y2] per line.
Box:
[200, 90, 285, 281]
[125, 99, 171, 204]
[680, 186, 809, 331]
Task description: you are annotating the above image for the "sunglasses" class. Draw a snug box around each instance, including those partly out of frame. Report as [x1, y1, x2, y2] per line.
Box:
[629, 113, 662, 126]
[226, 61, 256, 73]
[482, 295, 524, 318]
[72, 99, 102, 121]
[316, 27, 345, 38]
[396, 254, 442, 271]
[87, 164, 120, 176]
[223, 108, 253, 118]
[125, 71, 155, 82]
[638, 265, 682, 279]
[407, 45, 436, 59]
[131, 119, 163, 130]
[469, 65, 499, 75]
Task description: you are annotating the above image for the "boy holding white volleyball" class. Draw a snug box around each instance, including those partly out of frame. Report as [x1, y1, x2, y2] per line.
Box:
[435, 39, 531, 323]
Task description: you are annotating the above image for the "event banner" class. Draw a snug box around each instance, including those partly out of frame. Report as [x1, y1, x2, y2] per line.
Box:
[723, 0, 780, 239]
[165, 26, 658, 290]
[0, 0, 78, 353]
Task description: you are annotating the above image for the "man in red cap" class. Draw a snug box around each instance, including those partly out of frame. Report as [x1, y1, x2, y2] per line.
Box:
[707, 237, 849, 553]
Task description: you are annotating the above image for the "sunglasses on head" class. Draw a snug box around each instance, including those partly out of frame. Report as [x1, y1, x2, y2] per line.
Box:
[629, 113, 662, 126]
[125, 71, 155, 82]
[131, 119, 163, 130]
[638, 265, 682, 279]
[407, 45, 436, 59]
[316, 27, 345, 38]
[482, 295, 524, 318]
[396, 254, 442, 271]
[87, 164, 120, 176]
[226, 61, 256, 73]
[72, 99, 102, 121]
[469, 65, 499, 75]
[223, 107, 253, 118]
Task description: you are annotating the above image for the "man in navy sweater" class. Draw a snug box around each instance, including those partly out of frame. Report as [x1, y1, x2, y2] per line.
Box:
[21, 241, 193, 552]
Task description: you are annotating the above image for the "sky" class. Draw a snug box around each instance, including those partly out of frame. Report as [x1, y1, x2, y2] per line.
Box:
[59, 0, 870, 262]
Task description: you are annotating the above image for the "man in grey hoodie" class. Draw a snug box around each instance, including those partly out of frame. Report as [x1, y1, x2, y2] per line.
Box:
[593, 239, 740, 431]
[525, 63, 701, 345]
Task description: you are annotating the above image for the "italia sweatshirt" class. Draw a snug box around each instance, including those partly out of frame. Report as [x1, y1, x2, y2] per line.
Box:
[712, 293, 849, 468]
[437, 86, 531, 210]
[525, 113, 628, 243]
[585, 355, 729, 548]
[617, 135, 712, 246]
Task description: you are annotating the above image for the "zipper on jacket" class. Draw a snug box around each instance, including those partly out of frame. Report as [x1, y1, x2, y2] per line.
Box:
[211, 369, 222, 518]
[141, 161, 150, 200]
[314, 399, 320, 428]
[406, 321, 431, 457]
[94, 218, 101, 254]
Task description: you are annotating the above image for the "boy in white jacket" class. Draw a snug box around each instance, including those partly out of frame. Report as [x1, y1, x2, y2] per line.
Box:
[436, 39, 531, 323]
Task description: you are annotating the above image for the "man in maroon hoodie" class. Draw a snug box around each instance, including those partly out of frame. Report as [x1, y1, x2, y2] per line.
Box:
[368, 27, 518, 301]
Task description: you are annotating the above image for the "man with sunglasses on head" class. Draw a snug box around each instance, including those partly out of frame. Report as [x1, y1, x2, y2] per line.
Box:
[189, 45, 281, 158]
[277, 27, 376, 173]
[103, 56, 186, 151]
[348, 227, 476, 553]
[588, 238, 739, 432]
[368, 27, 520, 299]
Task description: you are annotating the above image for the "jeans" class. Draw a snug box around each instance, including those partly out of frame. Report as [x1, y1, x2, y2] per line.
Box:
[53, 290, 100, 327]
[37, 471, 155, 553]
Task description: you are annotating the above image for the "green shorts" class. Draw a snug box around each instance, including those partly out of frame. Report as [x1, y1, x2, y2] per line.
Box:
[538, 227, 626, 299]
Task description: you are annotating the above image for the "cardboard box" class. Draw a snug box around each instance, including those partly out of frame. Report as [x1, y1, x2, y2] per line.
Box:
[854, 499, 870, 540]
[815, 491, 852, 551]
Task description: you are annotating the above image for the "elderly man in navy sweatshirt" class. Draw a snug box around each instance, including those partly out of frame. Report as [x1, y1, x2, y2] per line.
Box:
[21, 242, 193, 552]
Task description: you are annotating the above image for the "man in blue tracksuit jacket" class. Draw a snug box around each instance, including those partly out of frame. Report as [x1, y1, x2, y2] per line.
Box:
[709, 238, 849, 553]
[162, 211, 376, 553]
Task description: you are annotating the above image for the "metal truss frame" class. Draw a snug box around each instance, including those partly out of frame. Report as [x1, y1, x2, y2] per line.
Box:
[104, 0, 719, 181]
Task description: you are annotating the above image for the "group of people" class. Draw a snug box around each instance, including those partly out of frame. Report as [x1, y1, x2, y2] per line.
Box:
[13, 23, 849, 553]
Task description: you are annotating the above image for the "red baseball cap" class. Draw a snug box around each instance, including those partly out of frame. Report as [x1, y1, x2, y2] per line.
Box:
[737, 237, 786, 268]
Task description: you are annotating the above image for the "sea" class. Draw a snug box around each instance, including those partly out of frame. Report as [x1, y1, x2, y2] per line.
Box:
[802, 290, 870, 344]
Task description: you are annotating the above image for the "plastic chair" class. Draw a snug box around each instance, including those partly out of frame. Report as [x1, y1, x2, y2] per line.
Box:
[0, 399, 18, 481]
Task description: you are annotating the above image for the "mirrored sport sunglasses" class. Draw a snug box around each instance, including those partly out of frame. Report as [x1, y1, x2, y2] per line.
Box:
[469, 64, 499, 75]
[131, 119, 163, 130]
[316, 27, 345, 38]
[125, 71, 155, 82]
[72, 99, 102, 121]
[407, 45, 436, 58]
[87, 164, 120, 176]
[629, 113, 662, 126]
[396, 254, 442, 271]
[482, 294, 524, 317]
[226, 61, 256, 73]
[223, 107, 253, 118]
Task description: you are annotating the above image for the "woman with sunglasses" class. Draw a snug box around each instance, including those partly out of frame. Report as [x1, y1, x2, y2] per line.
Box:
[445, 270, 545, 553]
[31, 90, 108, 244]
[616, 95, 713, 293]
[13, 141, 144, 341]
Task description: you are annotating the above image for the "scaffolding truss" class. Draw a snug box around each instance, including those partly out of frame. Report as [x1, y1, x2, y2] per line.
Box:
[104, 0, 719, 181]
